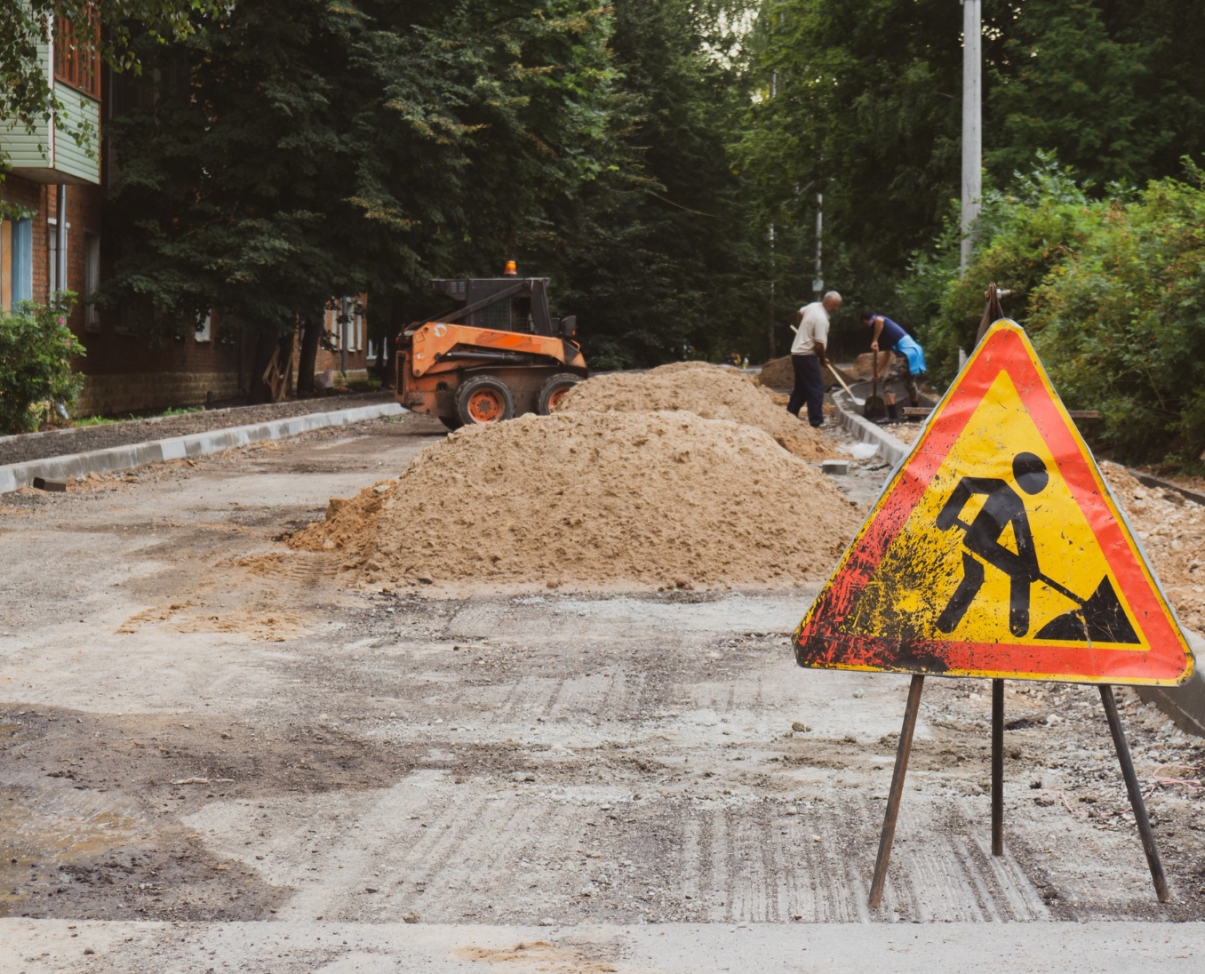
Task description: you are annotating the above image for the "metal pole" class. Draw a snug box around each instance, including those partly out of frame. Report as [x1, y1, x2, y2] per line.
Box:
[991, 678, 1004, 856]
[768, 223, 776, 358]
[340, 298, 349, 377]
[960, 0, 982, 274]
[869, 674, 925, 909]
[813, 193, 824, 296]
[55, 184, 68, 295]
[1099, 685, 1170, 902]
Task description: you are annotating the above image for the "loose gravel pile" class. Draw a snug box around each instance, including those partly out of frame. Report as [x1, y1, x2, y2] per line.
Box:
[558, 361, 836, 461]
[289, 410, 861, 591]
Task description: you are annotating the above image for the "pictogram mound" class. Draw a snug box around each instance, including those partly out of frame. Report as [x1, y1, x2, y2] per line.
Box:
[288, 410, 861, 592]
[557, 361, 837, 461]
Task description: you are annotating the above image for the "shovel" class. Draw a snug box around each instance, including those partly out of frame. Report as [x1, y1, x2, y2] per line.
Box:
[826, 362, 865, 407]
[863, 349, 887, 420]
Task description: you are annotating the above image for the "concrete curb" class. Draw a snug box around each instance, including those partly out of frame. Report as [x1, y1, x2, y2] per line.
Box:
[0, 402, 405, 494]
[1137, 632, 1205, 737]
[831, 391, 910, 466]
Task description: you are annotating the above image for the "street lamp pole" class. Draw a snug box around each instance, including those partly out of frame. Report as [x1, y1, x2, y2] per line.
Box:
[960, 0, 981, 274]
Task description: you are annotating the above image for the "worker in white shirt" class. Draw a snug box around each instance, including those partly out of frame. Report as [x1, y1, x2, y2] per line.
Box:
[788, 290, 841, 427]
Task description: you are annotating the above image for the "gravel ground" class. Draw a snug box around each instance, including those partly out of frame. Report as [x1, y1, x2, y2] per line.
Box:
[0, 392, 393, 467]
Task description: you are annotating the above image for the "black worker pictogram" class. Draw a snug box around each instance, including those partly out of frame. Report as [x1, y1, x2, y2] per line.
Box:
[935, 451, 1139, 643]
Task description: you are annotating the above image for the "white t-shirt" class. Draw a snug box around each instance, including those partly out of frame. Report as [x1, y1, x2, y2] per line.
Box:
[791, 302, 830, 356]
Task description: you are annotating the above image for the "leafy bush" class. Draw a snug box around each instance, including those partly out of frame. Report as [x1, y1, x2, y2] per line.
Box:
[910, 156, 1103, 385]
[1029, 170, 1205, 467]
[0, 294, 87, 434]
[899, 155, 1205, 468]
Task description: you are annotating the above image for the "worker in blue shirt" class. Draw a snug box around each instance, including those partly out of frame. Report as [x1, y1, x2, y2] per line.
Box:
[860, 309, 927, 409]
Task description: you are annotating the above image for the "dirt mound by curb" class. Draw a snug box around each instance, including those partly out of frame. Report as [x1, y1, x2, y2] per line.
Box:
[289, 410, 861, 591]
[758, 356, 795, 390]
[558, 362, 836, 461]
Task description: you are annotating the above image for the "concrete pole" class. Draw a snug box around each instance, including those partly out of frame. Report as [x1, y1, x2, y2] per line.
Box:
[960, 0, 981, 274]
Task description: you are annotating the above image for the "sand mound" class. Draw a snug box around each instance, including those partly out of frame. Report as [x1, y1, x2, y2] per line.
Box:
[849, 350, 899, 379]
[289, 411, 862, 591]
[558, 362, 836, 461]
[1101, 463, 1205, 632]
[757, 355, 795, 390]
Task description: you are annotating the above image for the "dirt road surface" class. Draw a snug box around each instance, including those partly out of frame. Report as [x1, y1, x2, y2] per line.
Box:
[2, 415, 1203, 972]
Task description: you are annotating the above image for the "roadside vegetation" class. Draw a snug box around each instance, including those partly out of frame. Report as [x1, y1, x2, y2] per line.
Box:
[6, 1, 1205, 462]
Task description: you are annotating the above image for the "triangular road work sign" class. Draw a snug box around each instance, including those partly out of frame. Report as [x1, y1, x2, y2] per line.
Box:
[796, 319, 1193, 685]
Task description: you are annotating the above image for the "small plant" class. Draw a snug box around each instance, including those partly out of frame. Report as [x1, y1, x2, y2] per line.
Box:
[0, 293, 87, 434]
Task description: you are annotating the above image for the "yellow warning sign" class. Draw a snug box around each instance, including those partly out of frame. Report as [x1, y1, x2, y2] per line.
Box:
[795, 319, 1193, 684]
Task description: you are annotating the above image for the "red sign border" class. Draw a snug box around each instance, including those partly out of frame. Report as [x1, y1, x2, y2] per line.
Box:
[794, 321, 1193, 685]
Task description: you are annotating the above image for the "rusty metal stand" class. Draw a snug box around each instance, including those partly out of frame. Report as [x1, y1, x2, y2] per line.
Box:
[869, 674, 925, 909]
[1099, 684, 1170, 902]
[992, 678, 1004, 856]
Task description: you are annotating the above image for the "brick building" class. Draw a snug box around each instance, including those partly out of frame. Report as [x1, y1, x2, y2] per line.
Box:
[1, 18, 367, 417]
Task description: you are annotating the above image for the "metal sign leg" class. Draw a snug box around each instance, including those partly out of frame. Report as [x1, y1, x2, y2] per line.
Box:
[869, 674, 925, 909]
[992, 678, 1004, 856]
[1099, 685, 1170, 903]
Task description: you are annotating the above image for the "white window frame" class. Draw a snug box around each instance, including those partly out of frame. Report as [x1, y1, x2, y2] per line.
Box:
[195, 311, 212, 342]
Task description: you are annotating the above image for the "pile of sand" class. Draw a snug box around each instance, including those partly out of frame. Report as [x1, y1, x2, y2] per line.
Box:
[757, 355, 794, 390]
[1102, 463, 1205, 633]
[558, 361, 837, 461]
[289, 410, 862, 591]
[849, 350, 900, 379]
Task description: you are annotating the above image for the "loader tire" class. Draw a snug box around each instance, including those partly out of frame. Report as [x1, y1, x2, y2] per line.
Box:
[538, 373, 582, 415]
[457, 375, 515, 426]
[439, 415, 463, 431]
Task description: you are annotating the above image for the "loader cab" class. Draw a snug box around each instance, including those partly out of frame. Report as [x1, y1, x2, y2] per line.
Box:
[430, 277, 557, 336]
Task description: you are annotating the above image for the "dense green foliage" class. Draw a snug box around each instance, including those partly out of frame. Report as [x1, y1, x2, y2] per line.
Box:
[906, 157, 1205, 467]
[0, 295, 86, 434]
[98, 0, 766, 371]
[739, 0, 1205, 329]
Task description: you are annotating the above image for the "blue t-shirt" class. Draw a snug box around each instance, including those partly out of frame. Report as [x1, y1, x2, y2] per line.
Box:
[873, 314, 907, 352]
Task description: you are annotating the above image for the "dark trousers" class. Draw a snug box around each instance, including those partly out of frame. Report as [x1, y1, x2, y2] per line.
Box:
[788, 354, 825, 426]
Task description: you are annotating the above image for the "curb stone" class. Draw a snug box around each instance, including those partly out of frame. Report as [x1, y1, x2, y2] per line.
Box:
[0, 402, 406, 494]
[831, 390, 909, 466]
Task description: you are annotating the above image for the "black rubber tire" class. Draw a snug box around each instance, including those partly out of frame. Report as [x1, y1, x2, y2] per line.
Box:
[439, 415, 463, 431]
[456, 375, 515, 425]
[537, 373, 582, 415]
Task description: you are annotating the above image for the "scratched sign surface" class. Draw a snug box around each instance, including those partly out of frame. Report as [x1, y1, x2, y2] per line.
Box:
[795, 319, 1193, 685]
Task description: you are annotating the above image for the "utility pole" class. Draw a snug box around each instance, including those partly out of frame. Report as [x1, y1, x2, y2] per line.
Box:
[767, 69, 779, 358]
[960, 0, 982, 274]
[813, 192, 824, 296]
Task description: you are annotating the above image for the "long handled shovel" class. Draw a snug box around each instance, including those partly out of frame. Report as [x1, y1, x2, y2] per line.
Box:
[788, 323, 866, 407]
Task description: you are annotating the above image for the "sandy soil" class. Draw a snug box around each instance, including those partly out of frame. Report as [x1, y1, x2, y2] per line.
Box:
[289, 410, 861, 592]
[559, 362, 837, 462]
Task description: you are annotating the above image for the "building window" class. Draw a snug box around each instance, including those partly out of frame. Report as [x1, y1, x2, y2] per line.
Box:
[10, 219, 34, 305]
[55, 16, 102, 99]
[196, 312, 212, 342]
[84, 231, 101, 331]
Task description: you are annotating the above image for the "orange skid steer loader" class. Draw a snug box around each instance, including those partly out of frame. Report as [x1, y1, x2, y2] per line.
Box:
[394, 264, 588, 429]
